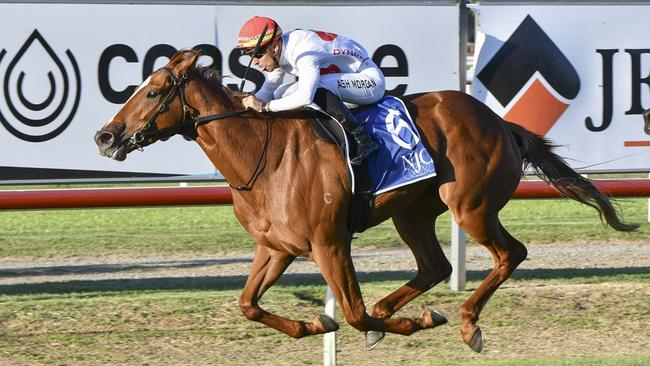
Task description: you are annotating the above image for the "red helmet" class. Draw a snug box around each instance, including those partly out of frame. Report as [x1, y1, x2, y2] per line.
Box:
[235, 16, 283, 53]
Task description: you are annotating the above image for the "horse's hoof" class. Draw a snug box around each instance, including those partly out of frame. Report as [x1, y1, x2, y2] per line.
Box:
[419, 309, 448, 328]
[365, 330, 385, 351]
[465, 327, 485, 353]
[318, 314, 339, 333]
[430, 309, 448, 326]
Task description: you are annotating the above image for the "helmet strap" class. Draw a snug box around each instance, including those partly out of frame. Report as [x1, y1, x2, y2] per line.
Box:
[239, 23, 269, 92]
[267, 24, 281, 65]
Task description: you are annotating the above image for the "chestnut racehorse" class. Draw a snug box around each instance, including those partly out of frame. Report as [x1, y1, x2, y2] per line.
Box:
[95, 50, 637, 352]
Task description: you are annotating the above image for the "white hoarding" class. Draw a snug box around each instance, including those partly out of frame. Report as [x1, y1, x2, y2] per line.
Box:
[0, 3, 459, 181]
[471, 5, 650, 172]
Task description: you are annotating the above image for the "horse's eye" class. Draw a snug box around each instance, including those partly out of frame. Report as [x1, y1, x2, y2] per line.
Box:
[147, 91, 159, 99]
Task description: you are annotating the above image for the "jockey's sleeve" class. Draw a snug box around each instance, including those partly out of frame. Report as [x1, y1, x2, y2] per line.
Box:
[255, 68, 285, 103]
[267, 56, 320, 112]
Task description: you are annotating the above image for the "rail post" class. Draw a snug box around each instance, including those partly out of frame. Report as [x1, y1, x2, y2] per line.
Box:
[324, 286, 337, 366]
[450, 216, 467, 292]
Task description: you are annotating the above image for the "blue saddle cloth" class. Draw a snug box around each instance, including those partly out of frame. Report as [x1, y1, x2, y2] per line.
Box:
[353, 96, 436, 195]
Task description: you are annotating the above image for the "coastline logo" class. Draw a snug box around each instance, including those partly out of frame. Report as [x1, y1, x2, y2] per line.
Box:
[0, 29, 81, 142]
[476, 15, 580, 136]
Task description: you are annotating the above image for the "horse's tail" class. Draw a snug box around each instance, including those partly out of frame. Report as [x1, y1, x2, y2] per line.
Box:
[505, 121, 638, 232]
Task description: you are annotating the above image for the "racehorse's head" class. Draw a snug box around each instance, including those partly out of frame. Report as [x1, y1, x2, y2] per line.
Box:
[643, 109, 650, 136]
[94, 50, 201, 161]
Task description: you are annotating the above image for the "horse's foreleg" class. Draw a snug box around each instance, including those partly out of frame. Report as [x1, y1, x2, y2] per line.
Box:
[313, 239, 435, 349]
[371, 203, 451, 321]
[456, 214, 527, 353]
[239, 245, 339, 338]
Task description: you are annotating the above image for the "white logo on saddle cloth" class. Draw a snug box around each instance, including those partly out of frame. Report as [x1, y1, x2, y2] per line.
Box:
[402, 150, 434, 178]
[385, 108, 420, 149]
[352, 96, 436, 195]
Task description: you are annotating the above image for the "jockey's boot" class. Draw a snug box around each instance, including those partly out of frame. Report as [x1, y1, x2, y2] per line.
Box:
[343, 122, 378, 165]
[317, 89, 378, 165]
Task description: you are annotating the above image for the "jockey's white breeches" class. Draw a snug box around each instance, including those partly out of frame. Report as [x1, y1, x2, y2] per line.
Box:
[274, 59, 386, 106]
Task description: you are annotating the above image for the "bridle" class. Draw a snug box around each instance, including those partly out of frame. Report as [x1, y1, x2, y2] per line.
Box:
[124, 66, 270, 191]
[129, 68, 192, 145]
[129, 67, 247, 145]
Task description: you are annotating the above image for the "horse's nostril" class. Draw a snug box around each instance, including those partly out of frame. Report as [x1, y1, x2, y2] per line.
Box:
[98, 132, 114, 147]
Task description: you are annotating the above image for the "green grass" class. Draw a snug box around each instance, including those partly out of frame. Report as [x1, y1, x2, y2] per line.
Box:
[0, 197, 647, 259]
[1, 192, 648, 364]
[454, 356, 650, 366]
[1, 274, 648, 365]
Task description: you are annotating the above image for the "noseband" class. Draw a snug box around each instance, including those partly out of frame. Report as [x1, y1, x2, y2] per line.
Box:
[124, 67, 267, 191]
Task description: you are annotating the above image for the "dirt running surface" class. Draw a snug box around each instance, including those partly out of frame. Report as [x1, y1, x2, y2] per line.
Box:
[1, 241, 648, 285]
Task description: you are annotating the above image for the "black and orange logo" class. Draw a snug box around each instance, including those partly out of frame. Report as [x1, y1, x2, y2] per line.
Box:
[0, 29, 81, 142]
[477, 15, 580, 136]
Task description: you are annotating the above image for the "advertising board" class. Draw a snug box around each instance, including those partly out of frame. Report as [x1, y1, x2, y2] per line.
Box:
[472, 5, 650, 172]
[0, 3, 460, 182]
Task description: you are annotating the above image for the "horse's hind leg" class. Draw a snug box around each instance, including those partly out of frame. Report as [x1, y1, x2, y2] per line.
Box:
[239, 245, 339, 338]
[372, 197, 451, 321]
[362, 199, 451, 349]
[455, 212, 527, 352]
[313, 237, 438, 349]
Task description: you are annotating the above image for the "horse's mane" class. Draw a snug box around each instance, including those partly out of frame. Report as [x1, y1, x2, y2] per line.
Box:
[188, 64, 311, 120]
[188, 63, 245, 111]
[178, 50, 313, 120]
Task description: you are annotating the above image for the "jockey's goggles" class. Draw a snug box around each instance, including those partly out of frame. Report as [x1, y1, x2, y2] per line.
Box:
[240, 43, 270, 58]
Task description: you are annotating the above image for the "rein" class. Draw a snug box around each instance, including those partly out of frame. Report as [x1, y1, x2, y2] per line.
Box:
[128, 67, 269, 191]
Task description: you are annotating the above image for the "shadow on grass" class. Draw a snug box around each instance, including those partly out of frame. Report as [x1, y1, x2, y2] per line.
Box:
[0, 266, 648, 296]
[0, 257, 254, 278]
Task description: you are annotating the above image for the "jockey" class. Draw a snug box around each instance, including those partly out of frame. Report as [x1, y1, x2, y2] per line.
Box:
[235, 16, 386, 165]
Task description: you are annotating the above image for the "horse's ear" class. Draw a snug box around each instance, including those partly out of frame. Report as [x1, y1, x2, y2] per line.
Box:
[169, 50, 202, 74]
